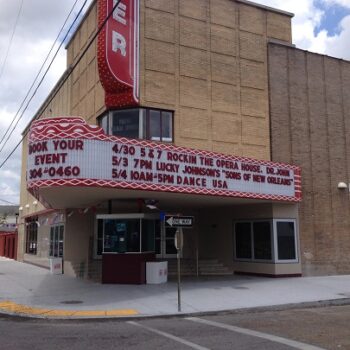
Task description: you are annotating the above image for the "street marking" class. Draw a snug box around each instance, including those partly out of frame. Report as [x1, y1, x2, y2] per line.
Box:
[128, 321, 210, 350]
[186, 317, 325, 350]
[0, 300, 138, 318]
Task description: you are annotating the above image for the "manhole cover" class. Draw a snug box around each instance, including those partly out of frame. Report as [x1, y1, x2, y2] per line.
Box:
[232, 286, 249, 290]
[0, 273, 5, 275]
[60, 300, 83, 305]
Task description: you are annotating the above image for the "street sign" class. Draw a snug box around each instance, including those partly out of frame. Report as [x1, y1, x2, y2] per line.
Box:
[165, 216, 194, 228]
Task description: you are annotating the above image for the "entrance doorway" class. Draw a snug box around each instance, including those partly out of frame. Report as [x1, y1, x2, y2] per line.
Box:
[49, 225, 64, 258]
[155, 223, 178, 258]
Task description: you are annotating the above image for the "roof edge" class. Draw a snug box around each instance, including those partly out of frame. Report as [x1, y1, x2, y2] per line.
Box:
[65, 0, 97, 49]
[268, 41, 350, 63]
[236, 0, 294, 17]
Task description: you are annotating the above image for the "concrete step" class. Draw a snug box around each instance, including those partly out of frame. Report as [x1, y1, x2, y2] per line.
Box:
[167, 259, 232, 276]
[88, 260, 102, 282]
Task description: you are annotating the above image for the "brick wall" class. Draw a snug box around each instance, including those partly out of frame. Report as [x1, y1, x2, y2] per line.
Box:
[141, 0, 292, 160]
[269, 43, 350, 275]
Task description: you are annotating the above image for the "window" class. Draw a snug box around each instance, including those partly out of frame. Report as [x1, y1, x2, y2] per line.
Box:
[145, 109, 173, 142]
[98, 108, 173, 142]
[25, 217, 38, 255]
[274, 220, 297, 261]
[235, 222, 252, 259]
[234, 221, 272, 261]
[112, 109, 140, 139]
[234, 219, 298, 263]
[49, 225, 64, 258]
[253, 221, 272, 260]
[95, 215, 157, 256]
[99, 113, 109, 134]
[142, 220, 156, 252]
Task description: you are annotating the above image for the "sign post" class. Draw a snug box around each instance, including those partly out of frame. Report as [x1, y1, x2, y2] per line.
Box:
[174, 228, 183, 312]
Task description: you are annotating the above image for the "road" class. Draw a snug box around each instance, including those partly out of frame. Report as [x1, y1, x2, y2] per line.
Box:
[0, 303, 349, 349]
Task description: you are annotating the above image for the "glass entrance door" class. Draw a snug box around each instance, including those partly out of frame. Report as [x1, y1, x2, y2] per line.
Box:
[49, 225, 64, 258]
[165, 227, 178, 257]
[156, 223, 179, 258]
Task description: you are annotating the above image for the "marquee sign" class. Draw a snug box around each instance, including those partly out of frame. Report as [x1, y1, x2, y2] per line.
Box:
[27, 118, 302, 205]
[97, 0, 139, 107]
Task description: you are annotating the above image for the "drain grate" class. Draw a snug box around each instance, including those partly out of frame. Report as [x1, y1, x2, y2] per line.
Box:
[232, 286, 249, 290]
[0, 273, 5, 275]
[60, 300, 83, 305]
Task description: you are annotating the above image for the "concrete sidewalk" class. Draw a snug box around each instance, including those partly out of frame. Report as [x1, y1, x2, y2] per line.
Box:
[1, 257, 350, 319]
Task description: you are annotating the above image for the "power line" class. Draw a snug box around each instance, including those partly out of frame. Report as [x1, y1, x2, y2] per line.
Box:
[0, 0, 122, 171]
[0, 0, 84, 153]
[0, 0, 24, 82]
[0, 198, 17, 205]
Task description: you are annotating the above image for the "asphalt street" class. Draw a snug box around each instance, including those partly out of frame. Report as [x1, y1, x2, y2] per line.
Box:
[1, 303, 349, 349]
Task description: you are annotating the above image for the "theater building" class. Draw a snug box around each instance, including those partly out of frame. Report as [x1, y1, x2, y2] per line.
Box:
[17, 0, 350, 282]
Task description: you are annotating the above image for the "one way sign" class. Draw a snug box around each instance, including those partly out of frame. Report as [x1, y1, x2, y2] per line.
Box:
[165, 216, 194, 228]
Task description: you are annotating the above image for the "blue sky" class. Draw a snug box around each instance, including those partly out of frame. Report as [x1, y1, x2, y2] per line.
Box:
[315, 0, 350, 35]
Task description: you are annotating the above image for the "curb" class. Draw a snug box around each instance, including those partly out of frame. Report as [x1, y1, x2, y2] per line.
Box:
[1, 298, 350, 321]
[0, 300, 138, 319]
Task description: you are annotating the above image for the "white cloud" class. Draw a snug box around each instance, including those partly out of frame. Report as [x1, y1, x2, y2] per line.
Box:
[323, 0, 350, 8]
[254, 0, 350, 59]
[0, 0, 93, 204]
[320, 15, 350, 59]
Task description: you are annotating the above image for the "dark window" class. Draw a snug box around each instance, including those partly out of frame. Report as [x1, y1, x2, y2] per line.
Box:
[103, 219, 140, 253]
[235, 222, 252, 259]
[99, 108, 173, 142]
[234, 220, 272, 262]
[142, 220, 156, 252]
[25, 217, 38, 255]
[145, 109, 173, 142]
[96, 219, 103, 256]
[276, 221, 296, 260]
[111, 109, 140, 139]
[253, 221, 272, 260]
[165, 227, 177, 255]
[96, 217, 158, 255]
[100, 114, 109, 134]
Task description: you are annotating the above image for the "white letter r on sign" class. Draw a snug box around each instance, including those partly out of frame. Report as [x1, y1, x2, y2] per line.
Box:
[112, 31, 126, 56]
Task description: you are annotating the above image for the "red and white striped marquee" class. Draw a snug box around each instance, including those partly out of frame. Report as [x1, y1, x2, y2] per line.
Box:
[27, 117, 302, 205]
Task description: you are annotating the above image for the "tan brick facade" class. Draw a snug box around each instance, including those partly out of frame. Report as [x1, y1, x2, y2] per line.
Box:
[140, 0, 292, 159]
[28, 0, 293, 162]
[269, 43, 350, 275]
[18, 0, 301, 276]
[20, 0, 293, 226]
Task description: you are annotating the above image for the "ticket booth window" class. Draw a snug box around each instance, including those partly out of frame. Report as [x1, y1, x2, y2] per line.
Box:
[95, 214, 157, 257]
